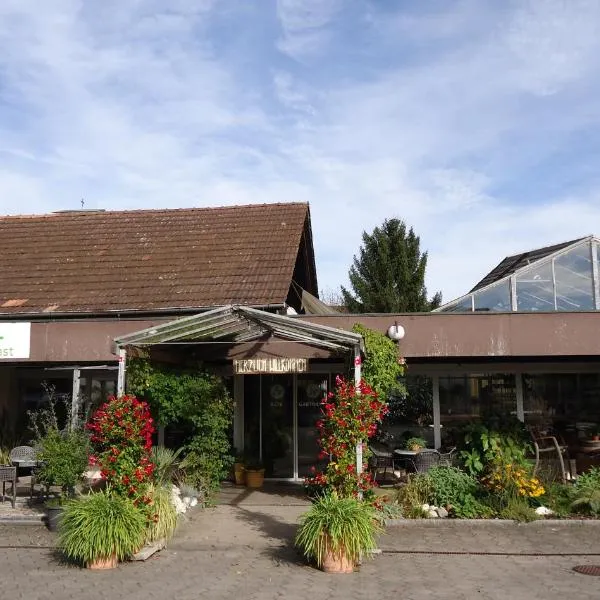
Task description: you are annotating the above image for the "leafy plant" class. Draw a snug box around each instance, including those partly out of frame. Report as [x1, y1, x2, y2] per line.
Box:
[127, 359, 234, 492]
[405, 437, 427, 451]
[29, 392, 90, 500]
[151, 446, 183, 486]
[35, 428, 90, 500]
[295, 494, 382, 568]
[543, 483, 574, 518]
[425, 467, 482, 518]
[571, 467, 600, 516]
[59, 489, 146, 565]
[145, 484, 178, 543]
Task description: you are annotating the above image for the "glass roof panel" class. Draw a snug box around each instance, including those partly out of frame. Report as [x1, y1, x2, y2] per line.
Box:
[554, 242, 594, 311]
[439, 295, 473, 312]
[516, 260, 554, 311]
[473, 280, 511, 312]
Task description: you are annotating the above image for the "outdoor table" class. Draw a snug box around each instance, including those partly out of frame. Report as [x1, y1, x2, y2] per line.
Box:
[393, 449, 418, 471]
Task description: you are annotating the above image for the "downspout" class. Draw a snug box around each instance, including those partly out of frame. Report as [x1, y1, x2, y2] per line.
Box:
[117, 347, 127, 396]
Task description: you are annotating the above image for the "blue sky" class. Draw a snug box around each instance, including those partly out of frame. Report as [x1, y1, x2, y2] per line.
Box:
[1, 1, 600, 302]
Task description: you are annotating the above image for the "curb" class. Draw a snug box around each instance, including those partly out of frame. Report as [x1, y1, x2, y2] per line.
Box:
[385, 518, 600, 527]
[0, 516, 45, 526]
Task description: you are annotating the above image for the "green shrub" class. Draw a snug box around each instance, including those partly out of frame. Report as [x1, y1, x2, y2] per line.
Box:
[426, 466, 491, 518]
[35, 428, 90, 500]
[499, 495, 539, 522]
[571, 467, 600, 516]
[542, 483, 574, 518]
[59, 490, 146, 565]
[405, 437, 427, 451]
[295, 494, 382, 568]
[145, 484, 178, 543]
[396, 475, 433, 517]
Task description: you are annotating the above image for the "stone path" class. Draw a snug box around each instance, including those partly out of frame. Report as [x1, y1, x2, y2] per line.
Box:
[1, 487, 600, 600]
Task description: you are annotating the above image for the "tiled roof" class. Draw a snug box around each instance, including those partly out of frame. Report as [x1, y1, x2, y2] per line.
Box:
[0, 203, 311, 315]
[470, 237, 586, 292]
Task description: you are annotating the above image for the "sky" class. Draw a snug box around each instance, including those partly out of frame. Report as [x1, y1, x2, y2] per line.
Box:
[1, 1, 600, 304]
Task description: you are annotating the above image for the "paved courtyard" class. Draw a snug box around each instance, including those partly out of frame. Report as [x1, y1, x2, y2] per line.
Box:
[1, 487, 600, 600]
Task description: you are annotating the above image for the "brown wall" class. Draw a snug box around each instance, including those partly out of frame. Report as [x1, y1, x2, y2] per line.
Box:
[299, 312, 600, 359]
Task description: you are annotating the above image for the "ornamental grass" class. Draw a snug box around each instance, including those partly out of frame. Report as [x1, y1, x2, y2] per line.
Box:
[59, 489, 146, 566]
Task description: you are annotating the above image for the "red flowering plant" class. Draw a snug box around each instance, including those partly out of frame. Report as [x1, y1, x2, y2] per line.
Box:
[305, 375, 389, 504]
[86, 395, 155, 510]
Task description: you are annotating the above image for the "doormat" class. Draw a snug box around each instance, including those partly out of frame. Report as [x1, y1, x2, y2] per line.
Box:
[573, 565, 600, 576]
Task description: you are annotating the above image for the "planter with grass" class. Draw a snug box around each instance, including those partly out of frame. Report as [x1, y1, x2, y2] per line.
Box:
[59, 489, 146, 569]
[405, 437, 427, 452]
[295, 494, 382, 574]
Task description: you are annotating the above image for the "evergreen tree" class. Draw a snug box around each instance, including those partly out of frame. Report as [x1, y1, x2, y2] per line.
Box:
[341, 218, 441, 313]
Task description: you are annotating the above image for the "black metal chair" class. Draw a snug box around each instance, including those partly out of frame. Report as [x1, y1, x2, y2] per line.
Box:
[439, 447, 457, 467]
[369, 442, 398, 483]
[0, 465, 17, 508]
[412, 449, 441, 474]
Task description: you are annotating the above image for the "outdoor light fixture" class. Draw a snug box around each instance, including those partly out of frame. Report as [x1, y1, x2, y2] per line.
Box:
[387, 321, 405, 341]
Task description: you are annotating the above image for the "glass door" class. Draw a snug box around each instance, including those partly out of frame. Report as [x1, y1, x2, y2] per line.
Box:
[297, 374, 328, 478]
[261, 375, 294, 478]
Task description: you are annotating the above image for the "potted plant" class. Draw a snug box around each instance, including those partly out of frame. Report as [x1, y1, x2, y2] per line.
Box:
[295, 493, 382, 573]
[244, 459, 265, 488]
[59, 488, 147, 569]
[405, 437, 427, 452]
[232, 450, 246, 485]
[34, 427, 90, 531]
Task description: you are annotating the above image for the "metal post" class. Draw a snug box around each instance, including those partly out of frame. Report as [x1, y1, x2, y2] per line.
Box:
[71, 367, 81, 431]
[354, 344, 363, 477]
[516, 373, 525, 422]
[117, 348, 127, 396]
[432, 375, 441, 449]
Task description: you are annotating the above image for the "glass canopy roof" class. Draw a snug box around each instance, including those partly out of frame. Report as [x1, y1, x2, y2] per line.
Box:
[437, 236, 600, 313]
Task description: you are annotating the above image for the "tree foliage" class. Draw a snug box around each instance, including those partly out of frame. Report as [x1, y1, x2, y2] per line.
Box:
[341, 218, 441, 313]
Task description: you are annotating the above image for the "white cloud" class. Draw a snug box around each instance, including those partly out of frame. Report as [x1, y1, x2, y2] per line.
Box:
[1, 0, 600, 303]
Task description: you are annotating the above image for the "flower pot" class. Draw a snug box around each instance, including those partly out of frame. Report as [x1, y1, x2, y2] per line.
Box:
[234, 462, 246, 485]
[245, 468, 265, 488]
[46, 505, 64, 532]
[321, 540, 354, 574]
[87, 555, 118, 570]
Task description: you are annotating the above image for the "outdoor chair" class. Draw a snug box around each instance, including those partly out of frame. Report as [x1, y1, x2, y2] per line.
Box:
[369, 442, 399, 483]
[9, 445, 39, 499]
[412, 449, 441, 474]
[439, 447, 457, 467]
[528, 429, 569, 484]
[0, 465, 17, 508]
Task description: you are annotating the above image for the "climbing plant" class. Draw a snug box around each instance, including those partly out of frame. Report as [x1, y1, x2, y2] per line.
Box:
[351, 324, 405, 400]
[126, 358, 234, 491]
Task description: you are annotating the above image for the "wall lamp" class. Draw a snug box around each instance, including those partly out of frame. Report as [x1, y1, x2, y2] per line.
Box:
[387, 321, 405, 342]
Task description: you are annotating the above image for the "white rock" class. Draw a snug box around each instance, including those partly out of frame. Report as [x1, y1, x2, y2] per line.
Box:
[427, 509, 439, 518]
[190, 497, 198, 507]
[183, 497, 192, 507]
[436, 507, 449, 518]
[422, 504, 430, 511]
[535, 506, 554, 516]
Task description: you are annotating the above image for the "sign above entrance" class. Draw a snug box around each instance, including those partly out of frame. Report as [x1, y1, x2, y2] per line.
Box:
[234, 358, 308, 375]
[0, 322, 31, 359]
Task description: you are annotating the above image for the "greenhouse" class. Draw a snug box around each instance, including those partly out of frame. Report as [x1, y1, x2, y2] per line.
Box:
[437, 236, 600, 313]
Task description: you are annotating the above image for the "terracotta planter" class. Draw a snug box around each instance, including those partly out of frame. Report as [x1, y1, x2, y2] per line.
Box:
[87, 555, 118, 570]
[321, 540, 354, 574]
[234, 463, 245, 485]
[245, 468, 265, 488]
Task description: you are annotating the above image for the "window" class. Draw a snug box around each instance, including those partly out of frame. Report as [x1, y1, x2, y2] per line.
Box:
[554, 244, 595, 311]
[472, 280, 511, 312]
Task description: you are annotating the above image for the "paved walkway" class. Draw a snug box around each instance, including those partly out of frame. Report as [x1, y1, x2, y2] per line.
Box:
[1, 487, 600, 600]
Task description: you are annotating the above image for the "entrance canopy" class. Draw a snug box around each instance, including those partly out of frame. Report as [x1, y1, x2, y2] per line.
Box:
[114, 304, 364, 353]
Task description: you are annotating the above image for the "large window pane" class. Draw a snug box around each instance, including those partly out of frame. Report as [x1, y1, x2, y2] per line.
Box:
[439, 374, 516, 445]
[554, 244, 594, 310]
[473, 280, 511, 312]
[516, 260, 554, 311]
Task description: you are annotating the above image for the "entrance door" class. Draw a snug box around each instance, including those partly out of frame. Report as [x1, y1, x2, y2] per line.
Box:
[297, 374, 327, 478]
[261, 375, 294, 478]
